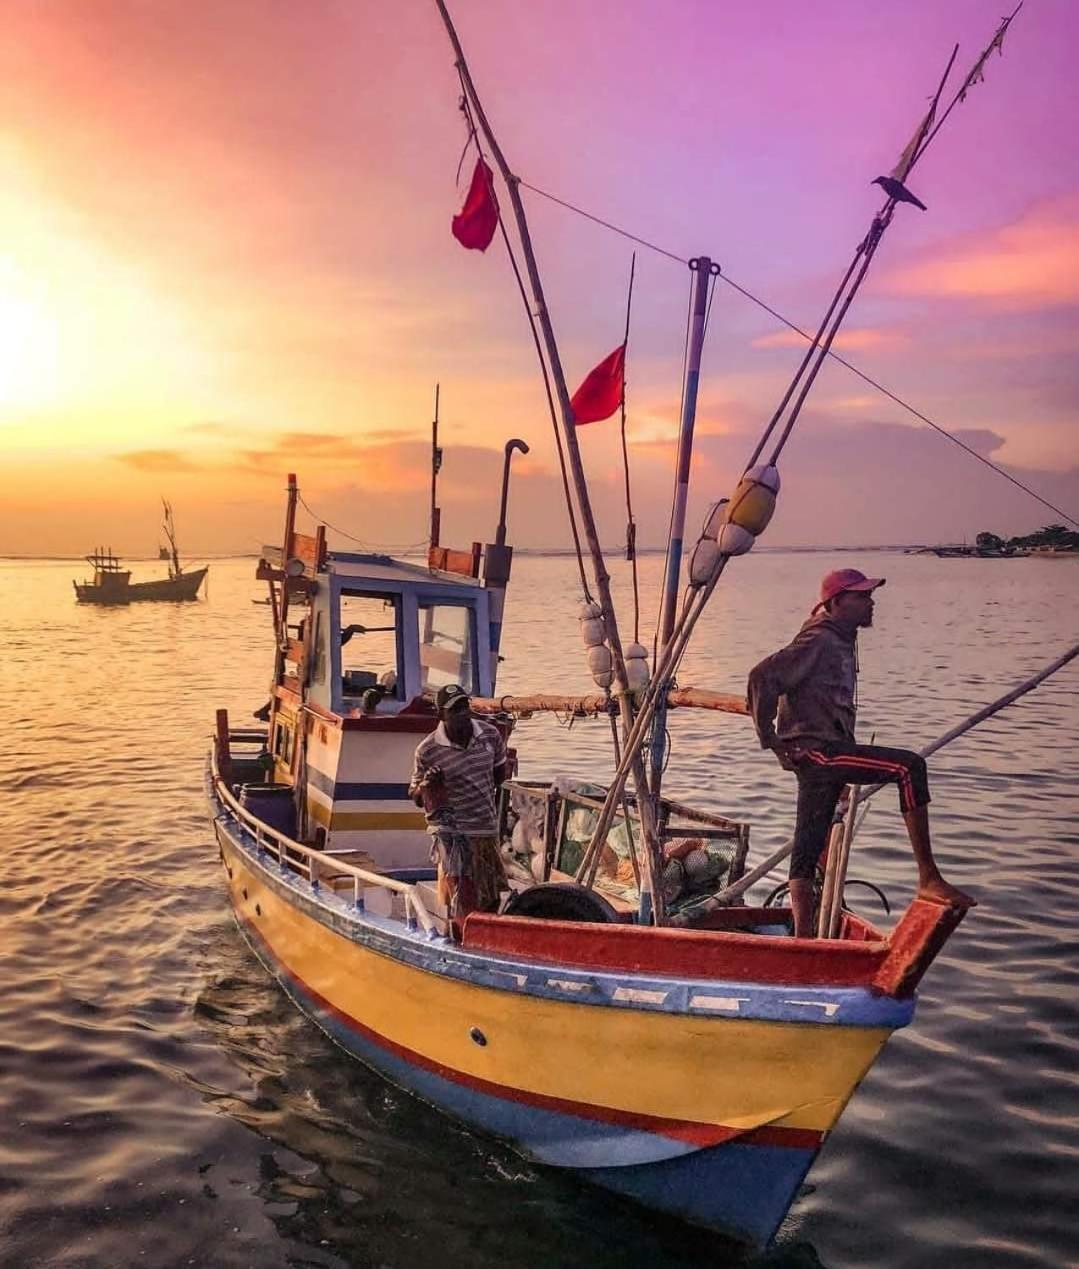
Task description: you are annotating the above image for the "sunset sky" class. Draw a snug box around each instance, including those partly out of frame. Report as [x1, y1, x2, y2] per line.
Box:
[1, 0, 1077, 556]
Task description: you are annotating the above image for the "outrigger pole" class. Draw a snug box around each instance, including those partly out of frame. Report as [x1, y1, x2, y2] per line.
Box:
[579, 10, 1021, 894]
[434, 0, 668, 921]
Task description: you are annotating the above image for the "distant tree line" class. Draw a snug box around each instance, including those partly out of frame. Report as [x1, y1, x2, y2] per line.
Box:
[976, 524, 1079, 552]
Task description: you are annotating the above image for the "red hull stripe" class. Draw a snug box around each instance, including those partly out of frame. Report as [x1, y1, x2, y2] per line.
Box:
[237, 908, 823, 1154]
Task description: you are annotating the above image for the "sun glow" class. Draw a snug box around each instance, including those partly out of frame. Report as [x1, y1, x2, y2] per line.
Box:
[0, 163, 215, 446]
[0, 255, 61, 412]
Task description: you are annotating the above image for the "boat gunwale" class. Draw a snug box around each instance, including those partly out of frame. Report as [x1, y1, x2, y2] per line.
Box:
[208, 759, 916, 1030]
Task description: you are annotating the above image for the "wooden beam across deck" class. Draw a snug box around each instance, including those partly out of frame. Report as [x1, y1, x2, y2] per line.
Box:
[469, 686, 749, 719]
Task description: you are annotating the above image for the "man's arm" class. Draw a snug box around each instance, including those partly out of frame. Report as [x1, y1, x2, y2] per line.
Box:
[490, 726, 508, 789]
[746, 633, 823, 750]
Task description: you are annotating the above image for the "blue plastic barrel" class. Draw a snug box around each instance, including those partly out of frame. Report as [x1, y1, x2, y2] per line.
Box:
[239, 784, 297, 839]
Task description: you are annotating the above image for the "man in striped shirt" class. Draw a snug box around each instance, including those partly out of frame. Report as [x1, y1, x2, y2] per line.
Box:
[409, 684, 508, 937]
[748, 568, 975, 938]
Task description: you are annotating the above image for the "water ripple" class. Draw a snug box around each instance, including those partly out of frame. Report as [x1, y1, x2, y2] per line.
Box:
[1, 553, 1076, 1267]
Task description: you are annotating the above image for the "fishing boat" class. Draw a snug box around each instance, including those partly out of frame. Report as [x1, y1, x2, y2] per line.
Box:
[202, 5, 1064, 1247]
[209, 470, 971, 1246]
[73, 502, 207, 605]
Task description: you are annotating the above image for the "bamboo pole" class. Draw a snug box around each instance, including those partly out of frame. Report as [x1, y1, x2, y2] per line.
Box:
[578, 24, 1007, 860]
[826, 788, 863, 939]
[468, 686, 748, 719]
[671, 641, 1079, 922]
[433, 0, 666, 920]
[815, 814, 847, 940]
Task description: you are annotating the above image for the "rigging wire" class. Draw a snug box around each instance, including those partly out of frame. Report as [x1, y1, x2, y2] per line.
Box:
[457, 80, 594, 598]
[295, 493, 428, 552]
[518, 180, 1078, 531]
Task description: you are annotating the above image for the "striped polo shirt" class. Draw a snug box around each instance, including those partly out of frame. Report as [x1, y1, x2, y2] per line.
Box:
[411, 719, 507, 837]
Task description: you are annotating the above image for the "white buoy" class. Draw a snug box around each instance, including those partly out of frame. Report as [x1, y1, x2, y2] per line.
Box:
[689, 538, 723, 585]
[588, 643, 614, 688]
[625, 642, 650, 691]
[579, 600, 606, 648]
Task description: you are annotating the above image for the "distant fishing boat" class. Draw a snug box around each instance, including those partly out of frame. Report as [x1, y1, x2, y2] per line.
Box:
[73, 502, 207, 605]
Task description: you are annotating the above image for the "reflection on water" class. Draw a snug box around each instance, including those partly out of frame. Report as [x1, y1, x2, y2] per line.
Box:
[0, 553, 1076, 1267]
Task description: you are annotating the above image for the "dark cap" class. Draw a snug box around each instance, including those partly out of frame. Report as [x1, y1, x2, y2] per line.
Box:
[436, 683, 471, 714]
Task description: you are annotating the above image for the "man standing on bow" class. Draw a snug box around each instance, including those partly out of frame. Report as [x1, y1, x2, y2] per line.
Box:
[747, 568, 975, 938]
[409, 684, 508, 938]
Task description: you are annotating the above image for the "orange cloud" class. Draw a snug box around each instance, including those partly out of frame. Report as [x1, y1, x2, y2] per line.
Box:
[116, 449, 204, 473]
[885, 196, 1079, 308]
[751, 327, 909, 351]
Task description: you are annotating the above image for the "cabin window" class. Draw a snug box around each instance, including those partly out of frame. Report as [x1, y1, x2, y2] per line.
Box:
[418, 601, 476, 694]
[339, 592, 402, 699]
[274, 721, 294, 765]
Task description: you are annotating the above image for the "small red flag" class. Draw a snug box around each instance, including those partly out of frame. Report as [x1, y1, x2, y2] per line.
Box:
[570, 344, 626, 425]
[452, 158, 499, 251]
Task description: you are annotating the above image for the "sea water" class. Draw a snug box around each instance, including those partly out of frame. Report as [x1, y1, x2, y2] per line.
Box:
[1, 551, 1076, 1268]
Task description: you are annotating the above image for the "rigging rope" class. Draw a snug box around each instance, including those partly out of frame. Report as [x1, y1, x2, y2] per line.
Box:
[516, 179, 1077, 531]
[295, 494, 428, 552]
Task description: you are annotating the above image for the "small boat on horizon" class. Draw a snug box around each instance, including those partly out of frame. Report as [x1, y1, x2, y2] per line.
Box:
[73, 502, 207, 605]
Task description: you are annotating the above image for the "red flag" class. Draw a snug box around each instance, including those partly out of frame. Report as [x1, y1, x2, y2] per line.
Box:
[570, 344, 626, 425]
[452, 158, 499, 251]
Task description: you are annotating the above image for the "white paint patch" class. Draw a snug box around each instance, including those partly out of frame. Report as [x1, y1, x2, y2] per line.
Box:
[784, 999, 841, 1017]
[689, 994, 749, 1013]
[546, 978, 592, 994]
[613, 986, 669, 1005]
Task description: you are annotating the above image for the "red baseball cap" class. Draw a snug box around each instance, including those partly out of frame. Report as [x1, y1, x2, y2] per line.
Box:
[813, 568, 885, 612]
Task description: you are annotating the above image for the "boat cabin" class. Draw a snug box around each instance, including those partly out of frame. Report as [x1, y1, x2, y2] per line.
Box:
[263, 540, 498, 875]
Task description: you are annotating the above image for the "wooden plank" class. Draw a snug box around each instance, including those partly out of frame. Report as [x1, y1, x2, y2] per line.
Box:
[428, 544, 481, 577]
[288, 530, 324, 574]
[285, 638, 305, 663]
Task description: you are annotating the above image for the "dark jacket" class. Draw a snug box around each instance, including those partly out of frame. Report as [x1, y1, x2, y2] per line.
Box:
[746, 613, 858, 749]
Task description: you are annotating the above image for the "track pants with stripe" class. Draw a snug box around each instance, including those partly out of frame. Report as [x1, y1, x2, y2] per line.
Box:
[790, 741, 930, 881]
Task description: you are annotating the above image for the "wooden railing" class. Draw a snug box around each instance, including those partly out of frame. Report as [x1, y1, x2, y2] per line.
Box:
[211, 749, 439, 937]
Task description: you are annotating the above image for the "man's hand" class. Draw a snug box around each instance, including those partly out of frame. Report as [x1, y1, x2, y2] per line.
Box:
[410, 765, 443, 805]
[768, 739, 807, 772]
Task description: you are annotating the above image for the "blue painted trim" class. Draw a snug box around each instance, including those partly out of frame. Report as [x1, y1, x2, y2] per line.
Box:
[209, 769, 914, 1031]
[306, 767, 410, 801]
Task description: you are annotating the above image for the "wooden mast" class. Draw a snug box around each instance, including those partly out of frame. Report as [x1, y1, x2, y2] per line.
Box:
[433, 0, 667, 921]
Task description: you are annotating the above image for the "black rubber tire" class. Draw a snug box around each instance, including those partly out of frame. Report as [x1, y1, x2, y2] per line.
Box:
[503, 883, 619, 924]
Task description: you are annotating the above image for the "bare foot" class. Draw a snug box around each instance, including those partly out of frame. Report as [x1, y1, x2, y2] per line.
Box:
[918, 877, 977, 909]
